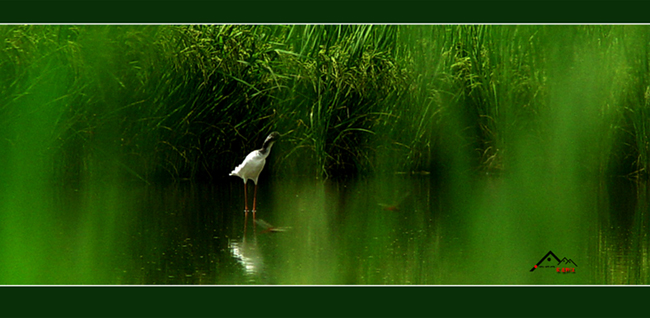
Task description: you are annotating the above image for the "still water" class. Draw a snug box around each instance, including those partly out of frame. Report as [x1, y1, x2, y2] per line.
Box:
[6, 173, 650, 285]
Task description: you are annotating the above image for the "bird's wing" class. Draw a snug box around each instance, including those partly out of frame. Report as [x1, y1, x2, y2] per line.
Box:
[230, 150, 264, 177]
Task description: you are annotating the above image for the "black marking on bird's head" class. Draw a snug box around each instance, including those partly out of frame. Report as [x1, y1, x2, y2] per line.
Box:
[266, 131, 281, 143]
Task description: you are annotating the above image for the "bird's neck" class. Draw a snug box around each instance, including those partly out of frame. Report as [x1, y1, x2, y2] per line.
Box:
[259, 141, 275, 156]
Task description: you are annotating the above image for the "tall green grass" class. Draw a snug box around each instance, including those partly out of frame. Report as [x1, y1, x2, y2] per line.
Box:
[2, 25, 650, 182]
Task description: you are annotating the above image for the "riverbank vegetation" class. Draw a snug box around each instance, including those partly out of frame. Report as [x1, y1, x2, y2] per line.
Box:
[2, 25, 650, 183]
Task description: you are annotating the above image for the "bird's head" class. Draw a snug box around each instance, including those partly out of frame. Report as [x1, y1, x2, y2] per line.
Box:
[266, 131, 281, 143]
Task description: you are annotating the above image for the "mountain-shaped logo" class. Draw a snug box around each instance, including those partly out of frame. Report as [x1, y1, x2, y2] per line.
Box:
[530, 251, 578, 273]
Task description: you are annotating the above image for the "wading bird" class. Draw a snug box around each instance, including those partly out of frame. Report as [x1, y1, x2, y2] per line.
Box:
[230, 131, 280, 214]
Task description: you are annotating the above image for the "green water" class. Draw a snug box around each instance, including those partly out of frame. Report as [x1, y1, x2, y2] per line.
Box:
[3, 174, 645, 285]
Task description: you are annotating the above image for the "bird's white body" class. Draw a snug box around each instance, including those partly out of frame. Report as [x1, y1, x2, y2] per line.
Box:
[229, 132, 280, 213]
[229, 144, 273, 185]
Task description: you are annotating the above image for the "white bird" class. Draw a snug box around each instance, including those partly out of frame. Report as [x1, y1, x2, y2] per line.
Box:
[230, 131, 280, 213]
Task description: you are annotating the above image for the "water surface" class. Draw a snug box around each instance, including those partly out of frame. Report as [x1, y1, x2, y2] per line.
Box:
[14, 173, 643, 285]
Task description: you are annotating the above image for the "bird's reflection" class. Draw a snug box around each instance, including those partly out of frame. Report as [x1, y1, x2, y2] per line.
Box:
[228, 213, 263, 283]
[228, 213, 291, 283]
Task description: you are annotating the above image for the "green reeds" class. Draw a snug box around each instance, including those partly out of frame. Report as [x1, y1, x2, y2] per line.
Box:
[2, 25, 650, 183]
[275, 25, 404, 177]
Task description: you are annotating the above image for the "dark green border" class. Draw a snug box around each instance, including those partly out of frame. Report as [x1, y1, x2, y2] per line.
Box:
[0, 1, 649, 23]
[1, 286, 649, 317]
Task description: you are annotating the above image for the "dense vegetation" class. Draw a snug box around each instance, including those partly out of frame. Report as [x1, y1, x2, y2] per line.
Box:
[2, 25, 650, 183]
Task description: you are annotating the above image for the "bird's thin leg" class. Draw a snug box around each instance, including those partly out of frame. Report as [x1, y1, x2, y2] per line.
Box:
[244, 182, 249, 213]
[252, 183, 258, 213]
[252, 184, 258, 233]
